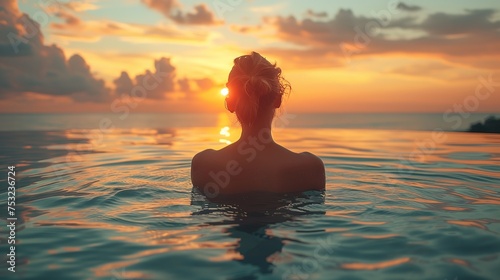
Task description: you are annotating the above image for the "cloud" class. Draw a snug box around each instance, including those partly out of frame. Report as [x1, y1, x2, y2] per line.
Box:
[233, 8, 500, 68]
[305, 10, 328, 18]
[142, 0, 221, 25]
[0, 0, 110, 102]
[177, 77, 215, 99]
[54, 10, 81, 26]
[230, 24, 263, 34]
[134, 57, 176, 99]
[0, 0, 217, 104]
[264, 10, 370, 46]
[50, 14, 209, 43]
[397, 2, 422, 12]
[141, 0, 179, 16]
[389, 61, 491, 83]
[389, 62, 454, 77]
[420, 9, 500, 36]
[113, 58, 215, 100]
[177, 77, 191, 93]
[59, 0, 99, 12]
[113, 71, 134, 96]
[170, 4, 221, 25]
[194, 78, 215, 91]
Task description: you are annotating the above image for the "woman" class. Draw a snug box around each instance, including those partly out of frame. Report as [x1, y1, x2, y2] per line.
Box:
[191, 52, 325, 198]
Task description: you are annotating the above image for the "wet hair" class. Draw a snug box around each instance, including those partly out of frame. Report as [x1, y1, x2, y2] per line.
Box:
[226, 52, 290, 126]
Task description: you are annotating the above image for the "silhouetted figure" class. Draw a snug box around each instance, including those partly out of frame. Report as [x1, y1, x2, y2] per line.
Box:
[468, 116, 500, 133]
[191, 52, 325, 197]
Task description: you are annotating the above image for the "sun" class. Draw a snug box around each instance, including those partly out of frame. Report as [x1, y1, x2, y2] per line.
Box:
[220, 87, 229, 96]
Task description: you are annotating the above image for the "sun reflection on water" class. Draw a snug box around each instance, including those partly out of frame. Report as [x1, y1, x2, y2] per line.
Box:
[219, 126, 231, 144]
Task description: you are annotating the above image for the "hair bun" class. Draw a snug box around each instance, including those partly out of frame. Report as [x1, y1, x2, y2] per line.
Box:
[247, 76, 272, 97]
[227, 52, 290, 126]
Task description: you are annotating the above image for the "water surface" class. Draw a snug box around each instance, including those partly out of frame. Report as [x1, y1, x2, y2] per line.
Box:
[0, 116, 499, 280]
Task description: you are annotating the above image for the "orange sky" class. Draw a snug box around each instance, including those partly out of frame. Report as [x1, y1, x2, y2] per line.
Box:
[0, 0, 499, 113]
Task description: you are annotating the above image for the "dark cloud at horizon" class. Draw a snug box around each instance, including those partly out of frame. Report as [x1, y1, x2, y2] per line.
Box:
[0, 0, 110, 102]
[113, 57, 215, 100]
[0, 0, 216, 103]
[114, 58, 176, 100]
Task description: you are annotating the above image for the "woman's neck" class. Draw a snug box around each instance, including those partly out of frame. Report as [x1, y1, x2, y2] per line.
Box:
[238, 118, 275, 144]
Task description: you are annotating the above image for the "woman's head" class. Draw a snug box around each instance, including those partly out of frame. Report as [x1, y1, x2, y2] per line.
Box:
[226, 52, 290, 127]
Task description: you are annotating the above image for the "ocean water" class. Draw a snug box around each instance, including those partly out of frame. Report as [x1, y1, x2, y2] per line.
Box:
[1, 112, 498, 131]
[0, 113, 499, 280]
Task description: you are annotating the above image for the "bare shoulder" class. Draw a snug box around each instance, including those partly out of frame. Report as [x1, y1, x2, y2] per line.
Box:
[191, 149, 216, 172]
[191, 149, 216, 184]
[299, 152, 326, 189]
[300, 152, 324, 168]
[192, 149, 216, 163]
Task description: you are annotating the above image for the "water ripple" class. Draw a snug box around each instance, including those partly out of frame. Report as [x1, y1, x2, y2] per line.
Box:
[1, 128, 499, 280]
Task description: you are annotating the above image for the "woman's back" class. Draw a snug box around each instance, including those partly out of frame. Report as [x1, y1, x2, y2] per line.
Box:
[191, 140, 325, 197]
[190, 52, 325, 198]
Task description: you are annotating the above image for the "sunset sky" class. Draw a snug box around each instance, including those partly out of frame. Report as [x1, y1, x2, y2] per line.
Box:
[1, 0, 499, 113]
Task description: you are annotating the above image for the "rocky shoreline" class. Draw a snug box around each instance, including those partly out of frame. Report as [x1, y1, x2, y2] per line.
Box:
[467, 116, 500, 133]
